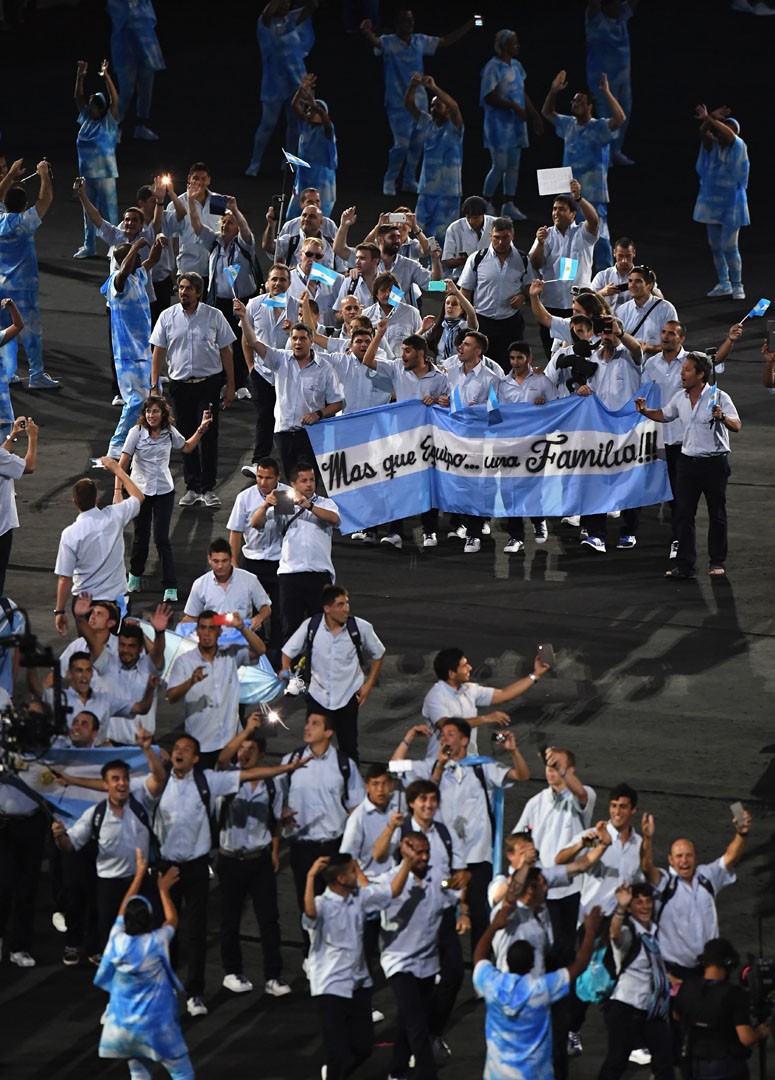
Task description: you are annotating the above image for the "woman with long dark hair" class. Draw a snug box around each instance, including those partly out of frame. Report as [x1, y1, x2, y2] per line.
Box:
[118, 395, 210, 602]
[94, 852, 193, 1079]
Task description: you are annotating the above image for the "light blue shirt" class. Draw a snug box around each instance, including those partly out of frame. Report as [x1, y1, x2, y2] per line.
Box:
[473, 960, 570, 1080]
[155, 767, 240, 862]
[282, 614, 385, 711]
[324, 349, 393, 414]
[183, 567, 270, 621]
[149, 301, 236, 380]
[121, 424, 186, 496]
[444, 358, 502, 404]
[538, 221, 598, 309]
[341, 792, 402, 880]
[277, 495, 339, 577]
[68, 777, 156, 877]
[303, 882, 393, 997]
[257, 10, 308, 101]
[380, 865, 455, 978]
[260, 346, 342, 432]
[279, 744, 365, 841]
[587, 346, 641, 410]
[640, 350, 686, 445]
[457, 244, 535, 320]
[226, 483, 290, 562]
[375, 354, 448, 402]
[586, 6, 633, 75]
[219, 771, 283, 854]
[661, 384, 739, 457]
[653, 857, 736, 969]
[421, 679, 495, 757]
[499, 371, 556, 404]
[167, 645, 249, 752]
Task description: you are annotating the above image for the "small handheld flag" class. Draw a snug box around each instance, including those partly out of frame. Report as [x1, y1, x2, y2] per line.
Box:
[387, 285, 404, 308]
[487, 384, 502, 426]
[282, 149, 310, 169]
[262, 292, 288, 308]
[223, 263, 240, 297]
[558, 257, 579, 282]
[309, 261, 339, 288]
[449, 386, 464, 414]
[741, 297, 770, 323]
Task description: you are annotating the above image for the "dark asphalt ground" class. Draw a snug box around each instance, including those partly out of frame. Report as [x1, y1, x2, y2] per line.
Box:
[1, 1, 773, 1077]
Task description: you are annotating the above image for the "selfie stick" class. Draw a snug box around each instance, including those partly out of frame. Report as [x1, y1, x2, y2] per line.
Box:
[276, 161, 294, 234]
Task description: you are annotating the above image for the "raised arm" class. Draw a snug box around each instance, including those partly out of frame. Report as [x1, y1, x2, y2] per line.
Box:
[566, 908, 602, 982]
[438, 18, 475, 49]
[75, 177, 104, 227]
[715, 323, 743, 369]
[640, 812, 660, 885]
[529, 279, 553, 327]
[359, 18, 382, 49]
[0, 299, 24, 344]
[333, 206, 357, 261]
[634, 398, 666, 423]
[542, 70, 568, 126]
[114, 238, 150, 293]
[403, 74, 423, 120]
[35, 160, 54, 220]
[424, 77, 463, 129]
[233, 298, 268, 359]
[570, 178, 599, 235]
[695, 104, 736, 149]
[599, 73, 626, 131]
[102, 455, 145, 503]
[74, 59, 88, 110]
[362, 318, 387, 370]
[99, 59, 120, 119]
[723, 808, 751, 870]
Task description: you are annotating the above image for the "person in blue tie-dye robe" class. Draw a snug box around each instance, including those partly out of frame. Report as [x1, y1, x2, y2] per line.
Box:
[74, 59, 120, 259]
[95, 854, 193, 1080]
[693, 105, 750, 301]
[403, 74, 463, 241]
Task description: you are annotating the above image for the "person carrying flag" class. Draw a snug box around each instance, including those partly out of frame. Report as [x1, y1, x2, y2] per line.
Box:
[636, 352, 741, 579]
[529, 179, 599, 358]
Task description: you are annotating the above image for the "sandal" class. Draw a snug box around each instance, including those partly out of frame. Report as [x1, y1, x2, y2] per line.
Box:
[708, 567, 726, 577]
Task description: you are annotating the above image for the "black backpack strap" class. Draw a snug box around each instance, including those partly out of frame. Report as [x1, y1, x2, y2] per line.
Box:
[345, 616, 364, 667]
[433, 819, 455, 869]
[301, 612, 324, 680]
[471, 763, 495, 839]
[285, 232, 300, 265]
[629, 298, 663, 339]
[654, 874, 680, 925]
[128, 794, 161, 864]
[90, 799, 107, 841]
[265, 775, 277, 830]
[347, 275, 359, 296]
[335, 749, 351, 803]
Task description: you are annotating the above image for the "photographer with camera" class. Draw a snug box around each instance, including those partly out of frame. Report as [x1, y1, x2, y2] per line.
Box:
[675, 937, 770, 1080]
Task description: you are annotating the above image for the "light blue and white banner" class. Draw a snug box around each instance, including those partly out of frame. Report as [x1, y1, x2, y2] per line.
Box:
[16, 745, 151, 821]
[307, 390, 670, 534]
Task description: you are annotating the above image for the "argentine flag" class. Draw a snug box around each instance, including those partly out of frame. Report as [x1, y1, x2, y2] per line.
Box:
[388, 285, 404, 308]
[282, 149, 310, 169]
[558, 257, 579, 282]
[309, 262, 339, 288]
[262, 292, 288, 309]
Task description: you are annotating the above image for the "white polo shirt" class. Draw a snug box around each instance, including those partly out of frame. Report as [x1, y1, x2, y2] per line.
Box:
[183, 567, 270, 621]
[282, 614, 385, 711]
[226, 483, 290, 562]
[513, 785, 597, 899]
[303, 882, 393, 998]
[259, 346, 342, 432]
[278, 744, 365, 842]
[640, 350, 686, 445]
[422, 679, 495, 757]
[55, 497, 141, 599]
[661, 384, 739, 457]
[538, 221, 597, 309]
[0, 447, 25, 535]
[67, 778, 156, 878]
[150, 301, 236, 380]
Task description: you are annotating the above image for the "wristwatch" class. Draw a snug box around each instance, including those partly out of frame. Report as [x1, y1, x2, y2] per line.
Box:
[53, 609, 66, 616]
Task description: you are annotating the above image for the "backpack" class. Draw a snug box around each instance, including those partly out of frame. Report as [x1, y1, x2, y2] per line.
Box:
[92, 793, 162, 865]
[151, 765, 218, 848]
[575, 917, 643, 1004]
[218, 775, 277, 835]
[296, 612, 364, 686]
[287, 745, 351, 806]
[654, 873, 715, 926]
[470, 245, 531, 297]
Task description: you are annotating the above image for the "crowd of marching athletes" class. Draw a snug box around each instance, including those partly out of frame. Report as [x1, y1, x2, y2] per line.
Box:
[0, 1, 771, 1077]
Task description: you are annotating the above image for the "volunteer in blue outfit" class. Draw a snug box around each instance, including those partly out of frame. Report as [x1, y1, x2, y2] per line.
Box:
[289, 75, 338, 218]
[403, 74, 463, 242]
[0, 158, 60, 391]
[245, 0, 318, 177]
[73, 59, 120, 260]
[542, 70, 627, 272]
[479, 29, 543, 221]
[473, 892, 601, 1080]
[108, 0, 165, 142]
[693, 105, 750, 300]
[360, 9, 474, 197]
[102, 236, 166, 461]
[95, 851, 194, 1080]
[585, 0, 637, 165]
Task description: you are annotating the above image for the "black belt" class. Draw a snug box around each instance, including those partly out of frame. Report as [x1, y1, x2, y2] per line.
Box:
[219, 845, 270, 861]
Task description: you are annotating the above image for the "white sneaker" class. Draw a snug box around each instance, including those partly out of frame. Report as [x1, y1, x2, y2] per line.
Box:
[265, 977, 292, 997]
[731, 283, 745, 299]
[235, 387, 251, 400]
[201, 491, 221, 509]
[669, 540, 679, 559]
[111, 395, 124, 406]
[241, 463, 258, 479]
[629, 1048, 652, 1066]
[423, 532, 438, 548]
[607, 509, 621, 519]
[179, 489, 201, 507]
[481, 521, 491, 536]
[52, 911, 67, 933]
[581, 536, 606, 553]
[186, 996, 208, 1017]
[127, 573, 142, 593]
[504, 538, 525, 554]
[223, 973, 253, 993]
[464, 537, 481, 554]
[10, 951, 36, 968]
[534, 520, 548, 543]
[447, 525, 467, 539]
[561, 515, 580, 527]
[371, 1008, 385, 1022]
[380, 533, 403, 549]
[707, 282, 732, 297]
